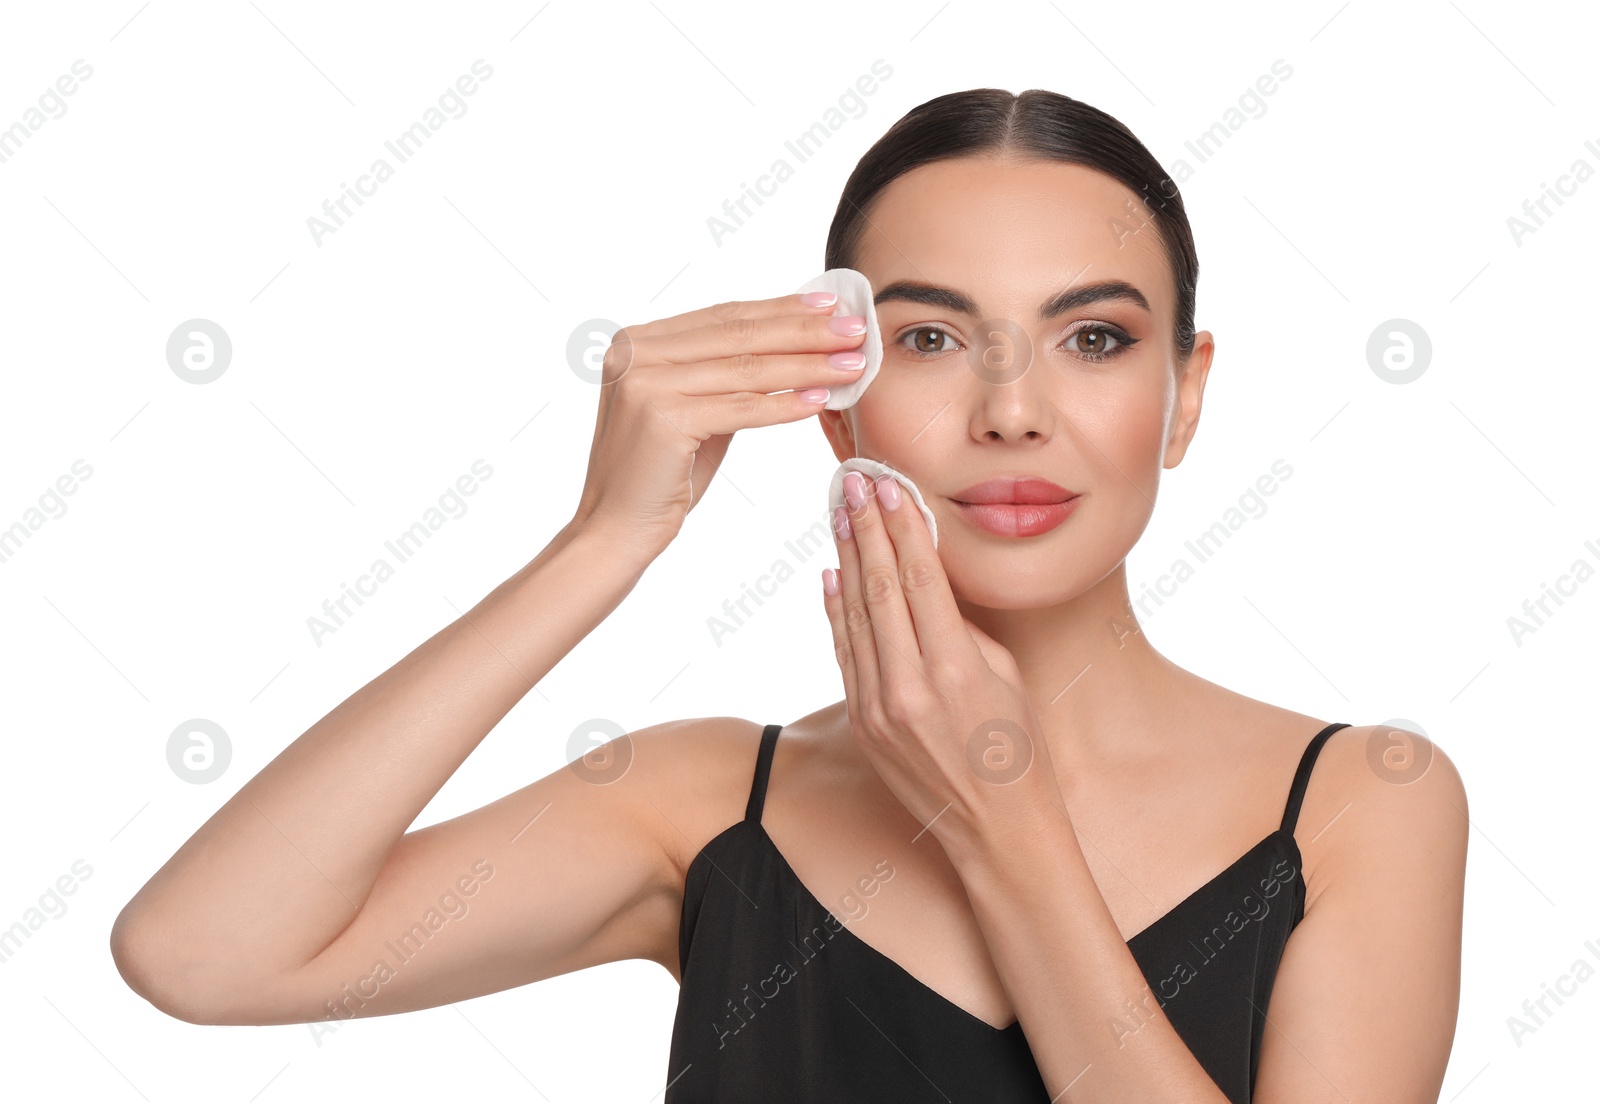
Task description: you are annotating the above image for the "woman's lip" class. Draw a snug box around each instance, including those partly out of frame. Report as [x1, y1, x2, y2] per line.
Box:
[951, 477, 1078, 504]
[950, 496, 1081, 537]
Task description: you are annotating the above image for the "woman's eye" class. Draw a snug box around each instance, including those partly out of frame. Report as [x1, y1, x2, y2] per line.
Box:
[899, 326, 957, 357]
[1066, 326, 1124, 360]
[896, 322, 1136, 362]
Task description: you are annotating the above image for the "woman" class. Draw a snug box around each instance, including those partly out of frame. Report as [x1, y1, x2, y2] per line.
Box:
[111, 89, 1467, 1102]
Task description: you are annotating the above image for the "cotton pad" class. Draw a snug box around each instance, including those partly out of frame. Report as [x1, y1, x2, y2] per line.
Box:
[828, 457, 939, 548]
[796, 268, 882, 410]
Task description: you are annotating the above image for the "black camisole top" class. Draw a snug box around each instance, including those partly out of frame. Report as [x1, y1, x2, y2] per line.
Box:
[665, 720, 1350, 1102]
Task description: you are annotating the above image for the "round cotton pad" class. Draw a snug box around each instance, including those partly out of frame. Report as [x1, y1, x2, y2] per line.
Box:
[829, 457, 939, 549]
[795, 268, 882, 410]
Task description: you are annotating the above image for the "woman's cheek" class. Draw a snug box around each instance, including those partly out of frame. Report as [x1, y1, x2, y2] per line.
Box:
[853, 378, 950, 459]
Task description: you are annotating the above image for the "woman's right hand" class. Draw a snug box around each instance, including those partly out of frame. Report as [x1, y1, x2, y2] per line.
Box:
[570, 290, 870, 558]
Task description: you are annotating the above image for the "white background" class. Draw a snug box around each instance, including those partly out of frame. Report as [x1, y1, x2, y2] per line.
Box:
[1, 0, 1595, 1099]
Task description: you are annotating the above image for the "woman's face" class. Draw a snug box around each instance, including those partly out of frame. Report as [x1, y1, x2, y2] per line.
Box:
[819, 154, 1213, 610]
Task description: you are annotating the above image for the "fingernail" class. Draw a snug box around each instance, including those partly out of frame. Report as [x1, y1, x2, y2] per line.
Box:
[828, 350, 866, 370]
[828, 316, 866, 336]
[822, 567, 839, 596]
[843, 471, 867, 509]
[833, 505, 852, 539]
[876, 476, 901, 511]
[801, 291, 838, 308]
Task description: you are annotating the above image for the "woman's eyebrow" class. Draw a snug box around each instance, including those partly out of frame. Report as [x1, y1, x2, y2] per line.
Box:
[871, 279, 1151, 320]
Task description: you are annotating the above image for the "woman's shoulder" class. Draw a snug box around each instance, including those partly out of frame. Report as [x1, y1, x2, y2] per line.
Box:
[1213, 701, 1469, 914]
[647, 703, 865, 860]
[1297, 716, 1467, 863]
[615, 714, 783, 880]
[1193, 686, 1446, 783]
[1237, 705, 1466, 829]
[1187, 687, 1465, 836]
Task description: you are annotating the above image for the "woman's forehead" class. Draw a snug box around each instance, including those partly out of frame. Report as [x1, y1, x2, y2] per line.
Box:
[850, 157, 1173, 308]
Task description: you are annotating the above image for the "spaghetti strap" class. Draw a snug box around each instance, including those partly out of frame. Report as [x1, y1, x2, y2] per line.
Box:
[743, 723, 782, 824]
[1280, 721, 1352, 835]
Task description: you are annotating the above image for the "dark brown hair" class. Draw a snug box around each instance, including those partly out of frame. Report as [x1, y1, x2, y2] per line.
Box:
[824, 88, 1199, 359]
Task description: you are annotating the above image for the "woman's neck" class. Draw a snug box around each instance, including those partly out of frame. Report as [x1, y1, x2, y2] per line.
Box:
[961, 562, 1194, 769]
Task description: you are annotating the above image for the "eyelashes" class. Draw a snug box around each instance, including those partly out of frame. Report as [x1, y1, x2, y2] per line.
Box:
[894, 322, 1138, 364]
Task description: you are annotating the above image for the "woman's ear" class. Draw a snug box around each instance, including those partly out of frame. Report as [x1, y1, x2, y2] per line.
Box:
[1163, 330, 1214, 470]
[818, 407, 857, 464]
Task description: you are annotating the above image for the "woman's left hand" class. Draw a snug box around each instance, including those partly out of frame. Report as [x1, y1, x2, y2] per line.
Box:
[821, 470, 1063, 855]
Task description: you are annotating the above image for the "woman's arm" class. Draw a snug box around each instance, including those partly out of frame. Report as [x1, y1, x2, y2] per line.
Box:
[110, 288, 868, 1023]
[947, 794, 1240, 1101]
[1250, 731, 1467, 1102]
[109, 517, 664, 1023]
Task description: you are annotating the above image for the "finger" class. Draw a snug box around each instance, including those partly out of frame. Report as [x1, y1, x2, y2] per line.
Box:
[840, 470, 923, 690]
[820, 565, 859, 720]
[872, 473, 979, 669]
[615, 290, 843, 342]
[624, 301, 866, 370]
[832, 498, 883, 707]
[612, 307, 869, 437]
[669, 345, 870, 399]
